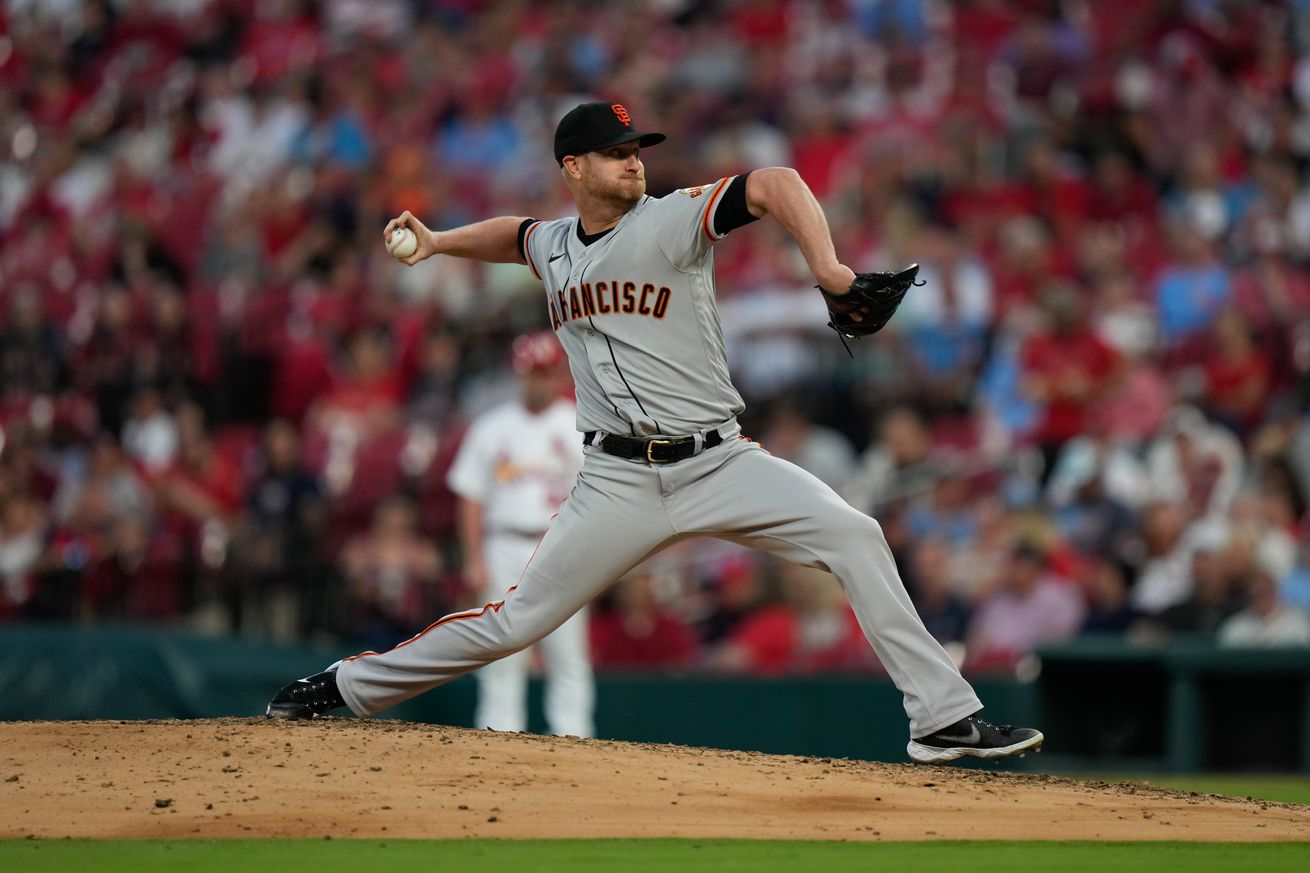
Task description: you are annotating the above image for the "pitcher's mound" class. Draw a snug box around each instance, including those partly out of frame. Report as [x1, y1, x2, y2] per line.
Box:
[2, 719, 1306, 841]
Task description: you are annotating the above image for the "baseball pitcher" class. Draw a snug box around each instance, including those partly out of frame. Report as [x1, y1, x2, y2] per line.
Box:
[268, 102, 1043, 764]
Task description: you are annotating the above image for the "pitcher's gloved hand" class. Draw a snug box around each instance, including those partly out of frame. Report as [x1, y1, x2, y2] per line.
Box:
[819, 263, 924, 350]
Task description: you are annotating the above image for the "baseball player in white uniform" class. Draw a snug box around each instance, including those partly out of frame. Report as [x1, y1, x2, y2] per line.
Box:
[268, 102, 1043, 764]
[446, 332, 594, 738]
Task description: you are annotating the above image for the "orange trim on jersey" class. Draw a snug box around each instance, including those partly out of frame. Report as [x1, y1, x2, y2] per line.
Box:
[341, 585, 519, 663]
[700, 177, 732, 241]
[523, 221, 543, 279]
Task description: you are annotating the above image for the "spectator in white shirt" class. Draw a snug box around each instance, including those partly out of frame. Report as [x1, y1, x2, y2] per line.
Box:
[1218, 570, 1310, 647]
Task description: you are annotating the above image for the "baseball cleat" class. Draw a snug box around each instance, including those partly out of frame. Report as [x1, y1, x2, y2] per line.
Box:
[907, 715, 1043, 764]
[265, 669, 347, 719]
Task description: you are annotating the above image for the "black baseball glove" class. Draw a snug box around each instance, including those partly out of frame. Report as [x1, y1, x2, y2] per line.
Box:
[819, 263, 923, 351]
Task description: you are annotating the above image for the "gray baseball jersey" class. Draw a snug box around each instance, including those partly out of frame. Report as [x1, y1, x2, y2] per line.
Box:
[334, 175, 985, 741]
[520, 177, 743, 436]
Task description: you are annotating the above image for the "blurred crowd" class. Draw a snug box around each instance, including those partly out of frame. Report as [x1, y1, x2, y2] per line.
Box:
[3, 0, 1310, 676]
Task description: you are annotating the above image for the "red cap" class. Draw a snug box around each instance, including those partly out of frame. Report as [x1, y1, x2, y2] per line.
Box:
[511, 331, 566, 374]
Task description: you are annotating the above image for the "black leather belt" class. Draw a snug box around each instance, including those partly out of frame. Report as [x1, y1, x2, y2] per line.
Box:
[585, 429, 725, 464]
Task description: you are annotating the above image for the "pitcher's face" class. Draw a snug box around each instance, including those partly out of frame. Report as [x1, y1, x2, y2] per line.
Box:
[573, 142, 645, 207]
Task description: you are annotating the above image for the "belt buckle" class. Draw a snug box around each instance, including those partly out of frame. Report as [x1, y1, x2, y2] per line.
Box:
[645, 438, 676, 464]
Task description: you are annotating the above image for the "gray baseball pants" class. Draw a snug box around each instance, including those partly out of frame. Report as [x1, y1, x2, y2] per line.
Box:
[336, 429, 982, 737]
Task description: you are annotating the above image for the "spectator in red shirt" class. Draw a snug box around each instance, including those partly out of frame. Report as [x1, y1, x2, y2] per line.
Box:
[340, 494, 442, 649]
[308, 326, 404, 446]
[271, 324, 336, 426]
[1020, 282, 1122, 475]
[1086, 149, 1160, 230]
[702, 580, 795, 675]
[155, 403, 247, 618]
[1204, 307, 1273, 438]
[704, 563, 873, 675]
[1017, 136, 1092, 237]
[788, 101, 850, 200]
[986, 215, 1065, 314]
[238, 0, 324, 86]
[590, 570, 698, 671]
[157, 403, 245, 523]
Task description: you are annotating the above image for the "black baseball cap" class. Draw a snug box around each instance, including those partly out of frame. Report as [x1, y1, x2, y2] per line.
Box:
[553, 102, 666, 166]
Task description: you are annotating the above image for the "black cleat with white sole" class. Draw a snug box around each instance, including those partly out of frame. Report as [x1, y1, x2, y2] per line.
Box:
[907, 715, 1043, 764]
[265, 669, 347, 719]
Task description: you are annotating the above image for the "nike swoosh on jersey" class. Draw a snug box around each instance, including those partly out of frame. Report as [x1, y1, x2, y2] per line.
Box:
[548, 252, 566, 263]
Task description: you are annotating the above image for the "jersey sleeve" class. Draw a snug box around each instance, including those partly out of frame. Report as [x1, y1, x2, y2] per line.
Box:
[712, 172, 758, 237]
[654, 176, 741, 272]
[445, 420, 494, 502]
[517, 218, 546, 280]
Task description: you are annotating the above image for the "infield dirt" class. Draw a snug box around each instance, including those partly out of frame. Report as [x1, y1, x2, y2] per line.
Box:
[2, 719, 1307, 841]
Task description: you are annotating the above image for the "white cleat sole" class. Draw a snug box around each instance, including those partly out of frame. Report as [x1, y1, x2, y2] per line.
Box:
[906, 730, 1044, 764]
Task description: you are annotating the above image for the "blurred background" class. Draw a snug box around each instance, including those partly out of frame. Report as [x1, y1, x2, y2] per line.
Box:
[1, 0, 1309, 776]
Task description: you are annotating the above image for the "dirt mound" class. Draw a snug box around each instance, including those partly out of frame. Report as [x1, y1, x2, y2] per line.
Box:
[2, 719, 1306, 841]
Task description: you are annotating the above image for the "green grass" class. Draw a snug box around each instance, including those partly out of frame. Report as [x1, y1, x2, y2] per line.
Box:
[2, 840, 1308, 873]
[1092, 775, 1310, 806]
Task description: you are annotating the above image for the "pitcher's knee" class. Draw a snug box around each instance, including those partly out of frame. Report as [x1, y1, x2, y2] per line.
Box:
[489, 634, 533, 660]
[835, 509, 886, 543]
[494, 619, 551, 658]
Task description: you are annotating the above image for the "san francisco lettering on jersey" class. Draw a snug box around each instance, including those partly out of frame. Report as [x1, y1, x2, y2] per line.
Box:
[549, 281, 671, 330]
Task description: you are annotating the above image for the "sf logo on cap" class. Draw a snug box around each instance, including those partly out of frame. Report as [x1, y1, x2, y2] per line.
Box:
[611, 104, 631, 126]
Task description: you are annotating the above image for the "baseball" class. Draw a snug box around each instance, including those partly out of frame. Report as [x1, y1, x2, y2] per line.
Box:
[387, 226, 418, 259]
